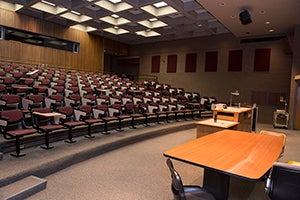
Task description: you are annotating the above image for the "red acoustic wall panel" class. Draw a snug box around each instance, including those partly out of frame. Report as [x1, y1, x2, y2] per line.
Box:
[151, 55, 160, 73]
[167, 54, 177, 73]
[228, 50, 243, 71]
[185, 53, 197, 72]
[254, 48, 271, 71]
[205, 51, 218, 72]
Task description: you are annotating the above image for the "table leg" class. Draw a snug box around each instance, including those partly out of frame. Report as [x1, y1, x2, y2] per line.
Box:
[203, 168, 230, 200]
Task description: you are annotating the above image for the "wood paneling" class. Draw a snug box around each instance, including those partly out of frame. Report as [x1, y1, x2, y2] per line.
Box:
[0, 8, 110, 72]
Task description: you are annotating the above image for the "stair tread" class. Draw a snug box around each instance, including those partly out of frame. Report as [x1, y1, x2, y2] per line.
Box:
[0, 176, 47, 200]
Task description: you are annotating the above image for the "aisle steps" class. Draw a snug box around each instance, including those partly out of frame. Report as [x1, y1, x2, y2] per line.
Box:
[0, 176, 47, 200]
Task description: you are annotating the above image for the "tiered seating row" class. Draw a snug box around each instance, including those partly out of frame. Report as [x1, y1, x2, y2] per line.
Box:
[0, 62, 216, 157]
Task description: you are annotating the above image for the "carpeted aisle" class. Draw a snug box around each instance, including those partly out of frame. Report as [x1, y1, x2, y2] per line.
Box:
[15, 123, 300, 200]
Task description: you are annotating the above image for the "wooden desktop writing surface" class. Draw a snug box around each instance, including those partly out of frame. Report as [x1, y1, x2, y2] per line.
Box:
[163, 129, 283, 180]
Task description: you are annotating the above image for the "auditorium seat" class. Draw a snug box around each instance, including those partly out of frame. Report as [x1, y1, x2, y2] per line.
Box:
[0, 109, 37, 157]
[31, 107, 65, 149]
[0, 94, 22, 110]
[109, 104, 131, 131]
[22, 94, 45, 110]
[124, 103, 143, 129]
[56, 106, 86, 143]
[64, 94, 81, 107]
[75, 105, 103, 138]
[45, 94, 64, 110]
[138, 102, 156, 126]
[93, 104, 118, 134]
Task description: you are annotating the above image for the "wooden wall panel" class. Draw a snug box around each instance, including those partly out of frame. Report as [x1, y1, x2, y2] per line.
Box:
[0, 8, 109, 72]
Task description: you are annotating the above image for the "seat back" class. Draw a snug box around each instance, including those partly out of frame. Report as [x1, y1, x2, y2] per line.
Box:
[267, 162, 300, 200]
[166, 159, 186, 200]
[260, 130, 286, 158]
[0, 109, 24, 132]
[57, 106, 75, 122]
[1, 94, 21, 110]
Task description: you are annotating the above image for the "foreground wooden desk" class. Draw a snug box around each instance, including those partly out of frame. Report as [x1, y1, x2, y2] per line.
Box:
[195, 118, 239, 138]
[163, 130, 283, 200]
[212, 106, 253, 132]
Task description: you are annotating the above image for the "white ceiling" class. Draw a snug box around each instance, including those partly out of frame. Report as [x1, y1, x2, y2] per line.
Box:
[0, 0, 299, 45]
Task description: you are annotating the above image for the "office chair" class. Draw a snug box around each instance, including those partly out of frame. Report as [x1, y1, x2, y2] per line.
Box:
[259, 130, 286, 158]
[265, 162, 300, 200]
[166, 159, 216, 200]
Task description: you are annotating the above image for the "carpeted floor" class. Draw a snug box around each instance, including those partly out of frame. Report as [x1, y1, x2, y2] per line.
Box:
[21, 123, 300, 200]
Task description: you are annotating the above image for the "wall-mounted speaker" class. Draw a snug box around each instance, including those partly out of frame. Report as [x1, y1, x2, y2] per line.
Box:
[239, 10, 252, 25]
[73, 43, 80, 53]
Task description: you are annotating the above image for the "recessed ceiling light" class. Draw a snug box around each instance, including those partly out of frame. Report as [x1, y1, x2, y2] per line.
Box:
[111, 14, 119, 18]
[230, 14, 236, 18]
[114, 26, 119, 29]
[219, 2, 225, 6]
[108, 0, 122, 4]
[153, 1, 167, 8]
[41, 0, 56, 7]
[71, 10, 81, 15]
[149, 18, 158, 22]
[269, 29, 274, 32]
[266, 21, 270, 25]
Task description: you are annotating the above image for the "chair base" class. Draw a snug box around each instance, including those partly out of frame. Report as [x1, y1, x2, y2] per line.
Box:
[40, 145, 54, 150]
[84, 135, 95, 139]
[102, 131, 111, 135]
[11, 152, 26, 157]
[64, 139, 76, 144]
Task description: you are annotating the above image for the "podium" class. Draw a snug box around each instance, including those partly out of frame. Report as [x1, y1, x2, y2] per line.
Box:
[212, 106, 253, 132]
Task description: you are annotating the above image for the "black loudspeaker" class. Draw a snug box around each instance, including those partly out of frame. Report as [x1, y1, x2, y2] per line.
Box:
[239, 10, 252, 25]
[73, 43, 80, 53]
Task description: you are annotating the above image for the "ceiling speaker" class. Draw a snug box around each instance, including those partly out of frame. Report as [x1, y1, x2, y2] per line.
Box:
[239, 10, 252, 25]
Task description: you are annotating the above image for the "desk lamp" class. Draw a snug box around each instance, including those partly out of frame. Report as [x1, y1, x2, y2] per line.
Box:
[230, 90, 239, 107]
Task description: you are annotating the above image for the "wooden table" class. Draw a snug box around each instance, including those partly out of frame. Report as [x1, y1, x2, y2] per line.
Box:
[212, 106, 253, 132]
[195, 118, 239, 138]
[163, 129, 283, 200]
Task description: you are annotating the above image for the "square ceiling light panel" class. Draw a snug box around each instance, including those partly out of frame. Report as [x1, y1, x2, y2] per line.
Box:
[103, 27, 129, 35]
[94, 0, 133, 13]
[31, 0, 67, 15]
[60, 11, 92, 23]
[100, 14, 131, 26]
[141, 1, 177, 17]
[136, 30, 160, 37]
[138, 18, 167, 29]
[70, 24, 97, 32]
[0, 0, 23, 11]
